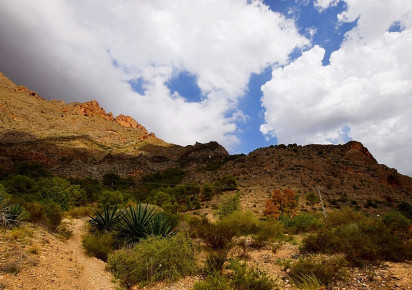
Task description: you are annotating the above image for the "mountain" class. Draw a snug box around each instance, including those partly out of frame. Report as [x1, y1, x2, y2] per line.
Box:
[0, 72, 228, 178]
[1, 72, 411, 213]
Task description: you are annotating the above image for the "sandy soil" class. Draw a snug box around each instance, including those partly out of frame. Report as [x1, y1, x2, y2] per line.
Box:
[0, 219, 118, 290]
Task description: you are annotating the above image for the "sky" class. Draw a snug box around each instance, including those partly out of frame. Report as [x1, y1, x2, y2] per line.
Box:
[0, 0, 411, 176]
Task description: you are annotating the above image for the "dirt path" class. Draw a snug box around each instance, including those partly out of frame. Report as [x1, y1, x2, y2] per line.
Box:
[1, 219, 118, 290]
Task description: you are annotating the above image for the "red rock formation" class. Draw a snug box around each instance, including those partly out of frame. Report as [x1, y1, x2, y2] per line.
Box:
[347, 141, 376, 161]
[115, 114, 142, 129]
[71, 100, 114, 121]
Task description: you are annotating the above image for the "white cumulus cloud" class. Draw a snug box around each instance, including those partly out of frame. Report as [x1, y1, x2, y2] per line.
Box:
[261, 0, 412, 175]
[0, 0, 308, 149]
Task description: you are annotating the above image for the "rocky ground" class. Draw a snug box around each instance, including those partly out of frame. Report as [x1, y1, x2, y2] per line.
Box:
[0, 219, 118, 290]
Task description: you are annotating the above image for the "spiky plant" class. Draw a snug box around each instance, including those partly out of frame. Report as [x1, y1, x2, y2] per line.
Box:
[115, 204, 155, 243]
[292, 273, 323, 290]
[89, 204, 123, 232]
[149, 212, 178, 238]
[0, 199, 26, 228]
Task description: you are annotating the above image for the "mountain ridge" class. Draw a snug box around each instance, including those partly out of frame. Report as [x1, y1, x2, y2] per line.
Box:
[1, 72, 411, 214]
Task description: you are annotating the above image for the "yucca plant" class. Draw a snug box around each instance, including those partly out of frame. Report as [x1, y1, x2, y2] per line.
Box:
[115, 204, 155, 243]
[89, 204, 123, 232]
[0, 200, 27, 228]
[149, 212, 178, 238]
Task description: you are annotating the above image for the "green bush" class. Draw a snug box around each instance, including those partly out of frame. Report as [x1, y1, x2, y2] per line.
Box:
[82, 232, 114, 261]
[97, 190, 124, 206]
[280, 212, 321, 234]
[217, 193, 240, 218]
[193, 219, 237, 250]
[229, 259, 274, 290]
[305, 191, 318, 204]
[193, 272, 231, 290]
[382, 211, 410, 233]
[195, 260, 274, 290]
[4, 175, 36, 196]
[24, 201, 63, 231]
[201, 183, 216, 201]
[301, 208, 412, 265]
[204, 248, 230, 274]
[10, 161, 49, 179]
[220, 210, 259, 236]
[397, 201, 412, 219]
[289, 255, 348, 287]
[252, 219, 285, 248]
[108, 233, 196, 287]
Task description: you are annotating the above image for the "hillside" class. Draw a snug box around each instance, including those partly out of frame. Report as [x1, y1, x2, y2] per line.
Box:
[1, 71, 412, 214]
[0, 72, 228, 178]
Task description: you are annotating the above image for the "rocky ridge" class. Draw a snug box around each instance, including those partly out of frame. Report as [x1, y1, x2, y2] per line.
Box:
[1, 72, 412, 214]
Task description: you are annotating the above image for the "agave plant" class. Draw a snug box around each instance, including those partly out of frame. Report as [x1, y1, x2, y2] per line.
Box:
[0, 200, 27, 228]
[148, 212, 178, 238]
[115, 204, 155, 243]
[89, 204, 123, 232]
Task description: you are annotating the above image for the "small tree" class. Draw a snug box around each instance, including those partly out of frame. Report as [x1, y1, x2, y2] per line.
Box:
[264, 188, 297, 218]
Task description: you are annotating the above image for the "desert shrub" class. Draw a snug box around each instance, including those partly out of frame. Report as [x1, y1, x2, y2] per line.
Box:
[397, 201, 412, 219]
[280, 212, 321, 234]
[97, 189, 124, 206]
[382, 210, 410, 233]
[195, 260, 274, 290]
[216, 175, 238, 192]
[102, 172, 135, 190]
[364, 199, 377, 209]
[82, 232, 114, 261]
[292, 273, 322, 290]
[324, 207, 367, 227]
[204, 248, 230, 273]
[10, 161, 49, 179]
[289, 255, 348, 287]
[301, 208, 412, 265]
[23, 201, 63, 231]
[201, 183, 216, 201]
[69, 177, 102, 202]
[252, 219, 285, 248]
[220, 210, 259, 236]
[35, 177, 86, 210]
[229, 259, 274, 290]
[3, 175, 36, 196]
[108, 233, 196, 287]
[217, 192, 240, 218]
[66, 206, 93, 218]
[305, 191, 318, 204]
[146, 190, 178, 213]
[56, 224, 73, 240]
[193, 219, 237, 250]
[43, 202, 63, 231]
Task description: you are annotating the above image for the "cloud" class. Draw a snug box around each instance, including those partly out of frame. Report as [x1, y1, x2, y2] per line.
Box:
[261, 0, 412, 175]
[0, 0, 307, 149]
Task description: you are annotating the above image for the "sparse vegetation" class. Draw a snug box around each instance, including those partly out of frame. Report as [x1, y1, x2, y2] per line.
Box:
[108, 233, 196, 287]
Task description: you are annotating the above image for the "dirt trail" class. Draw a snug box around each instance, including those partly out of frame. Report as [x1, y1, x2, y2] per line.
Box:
[1, 219, 118, 290]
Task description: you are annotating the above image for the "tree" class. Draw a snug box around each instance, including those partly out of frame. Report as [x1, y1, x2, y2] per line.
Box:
[264, 188, 297, 218]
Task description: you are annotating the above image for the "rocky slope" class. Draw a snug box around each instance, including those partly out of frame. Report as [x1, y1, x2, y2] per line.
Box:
[1, 72, 411, 213]
[0, 72, 228, 178]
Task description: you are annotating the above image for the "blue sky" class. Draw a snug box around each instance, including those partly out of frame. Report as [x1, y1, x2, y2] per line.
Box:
[164, 0, 357, 154]
[1, 0, 412, 175]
